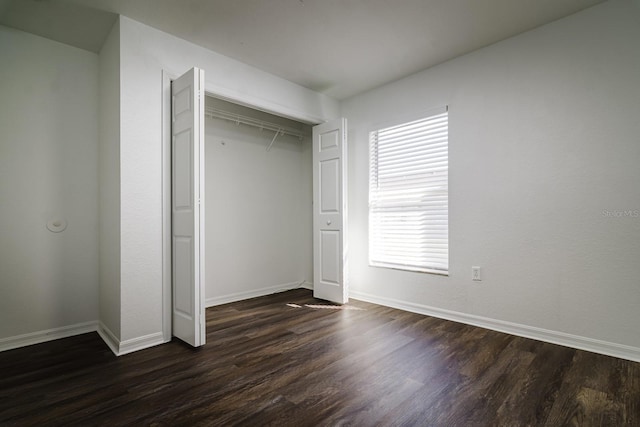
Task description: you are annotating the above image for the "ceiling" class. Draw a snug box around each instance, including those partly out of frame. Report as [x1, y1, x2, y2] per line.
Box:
[1, 0, 606, 100]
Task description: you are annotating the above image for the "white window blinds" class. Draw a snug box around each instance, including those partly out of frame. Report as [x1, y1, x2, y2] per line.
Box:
[369, 108, 448, 274]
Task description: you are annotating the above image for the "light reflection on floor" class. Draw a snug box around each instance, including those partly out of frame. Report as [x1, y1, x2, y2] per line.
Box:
[286, 303, 365, 310]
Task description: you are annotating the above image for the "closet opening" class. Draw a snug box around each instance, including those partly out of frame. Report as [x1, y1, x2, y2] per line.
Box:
[202, 95, 315, 308]
[162, 69, 348, 347]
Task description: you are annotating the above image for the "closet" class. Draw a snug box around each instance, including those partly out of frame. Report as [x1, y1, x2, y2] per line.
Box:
[203, 96, 314, 306]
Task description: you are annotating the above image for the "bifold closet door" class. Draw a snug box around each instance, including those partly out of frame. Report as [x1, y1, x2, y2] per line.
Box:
[171, 67, 206, 347]
[312, 118, 348, 304]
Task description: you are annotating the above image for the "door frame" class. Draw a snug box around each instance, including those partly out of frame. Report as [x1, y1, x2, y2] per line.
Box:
[161, 69, 329, 341]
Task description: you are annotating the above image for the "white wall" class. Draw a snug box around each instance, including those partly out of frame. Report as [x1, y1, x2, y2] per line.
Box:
[0, 26, 99, 341]
[341, 0, 640, 358]
[116, 16, 339, 343]
[204, 101, 312, 305]
[98, 19, 121, 339]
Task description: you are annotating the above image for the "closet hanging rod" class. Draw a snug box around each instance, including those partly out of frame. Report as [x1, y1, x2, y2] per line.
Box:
[204, 106, 308, 140]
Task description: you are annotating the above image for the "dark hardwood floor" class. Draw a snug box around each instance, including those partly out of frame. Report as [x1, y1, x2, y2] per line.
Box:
[1, 289, 639, 426]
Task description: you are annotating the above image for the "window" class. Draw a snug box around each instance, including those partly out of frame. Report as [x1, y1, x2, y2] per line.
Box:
[369, 108, 448, 274]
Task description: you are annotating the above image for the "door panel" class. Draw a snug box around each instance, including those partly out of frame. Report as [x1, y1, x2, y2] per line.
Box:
[313, 118, 348, 304]
[171, 67, 205, 347]
[173, 130, 193, 210]
[319, 129, 339, 151]
[320, 159, 339, 213]
[174, 237, 193, 315]
[320, 230, 340, 285]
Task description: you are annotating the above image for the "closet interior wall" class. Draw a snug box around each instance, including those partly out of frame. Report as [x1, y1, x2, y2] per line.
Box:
[204, 96, 313, 306]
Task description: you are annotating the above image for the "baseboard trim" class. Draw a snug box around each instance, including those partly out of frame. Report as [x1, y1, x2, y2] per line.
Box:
[96, 322, 120, 356]
[2, 322, 170, 357]
[206, 281, 309, 307]
[0, 321, 98, 353]
[350, 290, 640, 363]
[97, 322, 164, 356]
[119, 332, 165, 356]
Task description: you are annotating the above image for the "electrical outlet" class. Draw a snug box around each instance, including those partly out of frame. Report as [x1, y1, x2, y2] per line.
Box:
[472, 266, 482, 281]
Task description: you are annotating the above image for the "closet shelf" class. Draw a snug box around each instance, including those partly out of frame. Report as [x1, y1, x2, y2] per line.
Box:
[205, 106, 308, 140]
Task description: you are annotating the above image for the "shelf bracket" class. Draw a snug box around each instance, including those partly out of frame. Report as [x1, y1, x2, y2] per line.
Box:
[266, 129, 281, 152]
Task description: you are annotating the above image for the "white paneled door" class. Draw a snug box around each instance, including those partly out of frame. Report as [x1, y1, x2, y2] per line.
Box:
[171, 67, 206, 347]
[313, 118, 348, 304]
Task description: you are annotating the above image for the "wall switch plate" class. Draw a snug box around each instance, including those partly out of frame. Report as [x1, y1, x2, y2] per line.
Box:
[472, 266, 482, 281]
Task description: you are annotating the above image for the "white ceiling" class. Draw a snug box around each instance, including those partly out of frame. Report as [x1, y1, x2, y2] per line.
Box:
[1, 0, 605, 100]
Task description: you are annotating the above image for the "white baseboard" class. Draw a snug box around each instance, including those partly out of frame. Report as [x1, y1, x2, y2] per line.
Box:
[97, 322, 164, 356]
[0, 321, 98, 353]
[0, 281, 313, 356]
[350, 289, 640, 363]
[97, 322, 120, 355]
[206, 280, 310, 307]
[119, 332, 165, 355]
[0, 321, 166, 357]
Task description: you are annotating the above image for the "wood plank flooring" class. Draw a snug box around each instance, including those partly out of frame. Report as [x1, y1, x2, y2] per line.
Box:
[1, 289, 639, 426]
